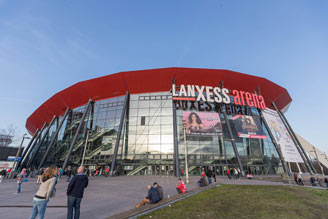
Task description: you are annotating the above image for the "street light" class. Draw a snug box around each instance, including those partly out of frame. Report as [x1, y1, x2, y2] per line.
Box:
[10, 134, 31, 178]
[183, 127, 189, 184]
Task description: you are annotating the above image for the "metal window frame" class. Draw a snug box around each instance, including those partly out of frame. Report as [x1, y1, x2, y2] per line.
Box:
[111, 91, 129, 176]
[62, 99, 92, 170]
[27, 115, 57, 168]
[20, 123, 47, 168]
[221, 104, 245, 176]
[17, 128, 39, 169]
[38, 108, 71, 169]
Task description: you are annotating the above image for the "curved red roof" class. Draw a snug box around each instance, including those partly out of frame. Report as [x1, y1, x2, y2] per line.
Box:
[26, 67, 292, 135]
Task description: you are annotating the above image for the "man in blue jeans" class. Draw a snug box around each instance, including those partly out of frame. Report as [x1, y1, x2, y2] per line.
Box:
[67, 166, 88, 219]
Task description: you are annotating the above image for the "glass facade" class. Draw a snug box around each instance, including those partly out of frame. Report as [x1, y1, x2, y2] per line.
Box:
[24, 91, 283, 176]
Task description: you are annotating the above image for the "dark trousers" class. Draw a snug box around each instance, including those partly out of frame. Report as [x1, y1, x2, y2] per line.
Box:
[176, 188, 182, 194]
[67, 195, 82, 219]
[298, 179, 304, 186]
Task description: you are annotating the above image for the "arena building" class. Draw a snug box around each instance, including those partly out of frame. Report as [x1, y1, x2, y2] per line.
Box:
[18, 67, 323, 177]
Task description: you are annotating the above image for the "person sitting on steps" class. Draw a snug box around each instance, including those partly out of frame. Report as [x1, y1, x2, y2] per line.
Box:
[153, 182, 163, 201]
[176, 178, 187, 194]
[136, 185, 160, 208]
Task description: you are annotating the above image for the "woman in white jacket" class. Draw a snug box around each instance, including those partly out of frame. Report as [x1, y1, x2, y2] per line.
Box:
[30, 166, 57, 219]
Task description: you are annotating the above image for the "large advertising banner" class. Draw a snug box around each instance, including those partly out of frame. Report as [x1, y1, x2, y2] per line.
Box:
[183, 111, 223, 137]
[232, 115, 267, 139]
[262, 108, 304, 163]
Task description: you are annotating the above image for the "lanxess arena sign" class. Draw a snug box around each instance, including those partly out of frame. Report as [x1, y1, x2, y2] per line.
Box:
[172, 84, 266, 110]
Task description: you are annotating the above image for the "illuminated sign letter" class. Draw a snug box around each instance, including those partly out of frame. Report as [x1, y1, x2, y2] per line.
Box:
[195, 85, 206, 101]
[180, 85, 187, 97]
[232, 90, 241, 105]
[213, 87, 222, 103]
[245, 92, 254, 107]
[206, 86, 214, 102]
[222, 88, 230, 104]
[258, 95, 266, 109]
[172, 84, 178, 96]
[187, 85, 196, 97]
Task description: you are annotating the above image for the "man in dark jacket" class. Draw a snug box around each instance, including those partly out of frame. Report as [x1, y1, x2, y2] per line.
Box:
[153, 182, 163, 200]
[136, 185, 160, 208]
[67, 166, 88, 219]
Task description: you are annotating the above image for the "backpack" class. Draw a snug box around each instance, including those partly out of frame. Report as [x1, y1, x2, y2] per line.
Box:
[157, 186, 163, 200]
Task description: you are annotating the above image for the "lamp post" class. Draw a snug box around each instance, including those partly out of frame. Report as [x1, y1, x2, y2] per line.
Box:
[10, 134, 31, 178]
[183, 127, 189, 184]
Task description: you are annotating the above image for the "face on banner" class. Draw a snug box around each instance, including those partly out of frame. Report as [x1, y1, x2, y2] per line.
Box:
[183, 111, 223, 137]
[232, 115, 267, 139]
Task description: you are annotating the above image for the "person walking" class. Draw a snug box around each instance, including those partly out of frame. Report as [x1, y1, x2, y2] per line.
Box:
[0, 169, 6, 183]
[324, 177, 328, 188]
[30, 166, 57, 219]
[297, 172, 304, 186]
[234, 168, 238, 180]
[206, 168, 212, 184]
[227, 168, 231, 180]
[66, 166, 72, 182]
[67, 166, 89, 219]
[212, 168, 216, 182]
[7, 168, 12, 178]
[16, 168, 26, 193]
[105, 167, 110, 177]
[293, 172, 299, 185]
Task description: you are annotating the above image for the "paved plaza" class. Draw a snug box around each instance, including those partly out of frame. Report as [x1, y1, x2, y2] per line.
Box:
[0, 175, 320, 219]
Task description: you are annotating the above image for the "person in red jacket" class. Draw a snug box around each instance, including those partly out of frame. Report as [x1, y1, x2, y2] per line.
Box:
[227, 169, 231, 180]
[176, 178, 187, 194]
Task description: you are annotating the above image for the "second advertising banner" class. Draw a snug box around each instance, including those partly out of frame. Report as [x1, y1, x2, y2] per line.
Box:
[232, 115, 267, 139]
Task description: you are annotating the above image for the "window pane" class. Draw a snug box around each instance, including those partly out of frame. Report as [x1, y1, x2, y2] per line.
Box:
[149, 126, 161, 135]
[138, 100, 150, 108]
[161, 135, 173, 144]
[161, 125, 173, 135]
[149, 135, 161, 144]
[138, 108, 149, 116]
[161, 116, 173, 125]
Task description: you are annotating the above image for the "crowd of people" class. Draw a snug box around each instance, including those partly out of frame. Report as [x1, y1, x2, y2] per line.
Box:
[2, 165, 328, 218]
[0, 166, 88, 219]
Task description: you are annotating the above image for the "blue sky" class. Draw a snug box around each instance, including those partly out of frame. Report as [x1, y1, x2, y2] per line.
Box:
[0, 0, 327, 154]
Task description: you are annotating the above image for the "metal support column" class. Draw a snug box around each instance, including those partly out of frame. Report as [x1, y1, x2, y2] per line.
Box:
[27, 115, 57, 167]
[272, 102, 315, 174]
[111, 91, 129, 176]
[17, 129, 39, 169]
[258, 109, 291, 183]
[62, 99, 92, 170]
[221, 105, 244, 176]
[38, 108, 71, 169]
[172, 79, 180, 177]
[20, 123, 47, 168]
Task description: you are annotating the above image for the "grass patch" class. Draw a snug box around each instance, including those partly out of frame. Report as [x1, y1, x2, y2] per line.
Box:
[139, 185, 328, 219]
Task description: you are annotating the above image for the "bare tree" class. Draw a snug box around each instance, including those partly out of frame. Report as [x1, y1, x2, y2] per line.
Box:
[0, 124, 19, 147]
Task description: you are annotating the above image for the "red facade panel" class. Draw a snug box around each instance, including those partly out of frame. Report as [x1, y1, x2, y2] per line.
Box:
[26, 67, 292, 135]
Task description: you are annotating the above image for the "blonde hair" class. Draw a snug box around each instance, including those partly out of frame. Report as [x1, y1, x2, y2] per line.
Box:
[42, 166, 57, 181]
